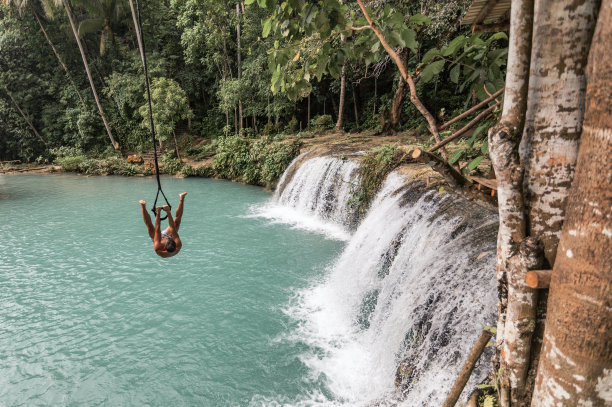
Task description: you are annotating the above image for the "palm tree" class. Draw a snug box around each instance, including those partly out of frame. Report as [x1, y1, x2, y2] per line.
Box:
[2, 0, 85, 106]
[59, 0, 118, 149]
[76, 0, 126, 55]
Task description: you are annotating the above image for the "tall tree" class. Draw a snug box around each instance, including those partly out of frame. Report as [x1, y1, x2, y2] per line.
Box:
[3, 0, 86, 105]
[488, 0, 600, 404]
[59, 0, 118, 149]
[531, 2, 611, 404]
[236, 1, 243, 132]
[76, 0, 127, 56]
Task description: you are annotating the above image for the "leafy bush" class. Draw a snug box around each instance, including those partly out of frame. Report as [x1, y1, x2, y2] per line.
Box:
[181, 163, 215, 178]
[55, 155, 87, 171]
[310, 114, 334, 131]
[161, 156, 184, 174]
[213, 135, 301, 186]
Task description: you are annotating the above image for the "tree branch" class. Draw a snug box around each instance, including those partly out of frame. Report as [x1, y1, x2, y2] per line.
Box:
[354, 0, 449, 159]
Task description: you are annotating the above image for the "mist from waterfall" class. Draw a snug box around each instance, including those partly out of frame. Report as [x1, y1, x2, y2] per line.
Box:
[259, 156, 498, 406]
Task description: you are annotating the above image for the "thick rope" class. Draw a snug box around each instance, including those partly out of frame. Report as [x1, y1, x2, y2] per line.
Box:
[129, 0, 170, 220]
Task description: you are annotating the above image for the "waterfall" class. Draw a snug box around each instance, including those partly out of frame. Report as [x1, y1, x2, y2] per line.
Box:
[254, 155, 360, 240]
[261, 155, 498, 406]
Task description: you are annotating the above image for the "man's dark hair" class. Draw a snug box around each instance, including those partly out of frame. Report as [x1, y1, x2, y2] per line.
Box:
[165, 238, 177, 253]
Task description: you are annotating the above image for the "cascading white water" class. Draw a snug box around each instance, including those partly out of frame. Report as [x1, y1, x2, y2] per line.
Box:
[266, 155, 498, 406]
[254, 155, 360, 240]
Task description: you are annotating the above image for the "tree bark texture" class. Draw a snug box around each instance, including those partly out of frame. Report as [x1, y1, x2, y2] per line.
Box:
[390, 51, 408, 130]
[488, 1, 534, 404]
[62, 0, 118, 150]
[335, 63, 346, 131]
[502, 237, 545, 405]
[520, 0, 599, 266]
[532, 3, 612, 404]
[489, 0, 534, 354]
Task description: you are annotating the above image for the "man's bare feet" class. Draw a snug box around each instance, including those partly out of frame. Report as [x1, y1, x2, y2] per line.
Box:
[140, 200, 146, 206]
[179, 192, 187, 201]
[163, 205, 171, 212]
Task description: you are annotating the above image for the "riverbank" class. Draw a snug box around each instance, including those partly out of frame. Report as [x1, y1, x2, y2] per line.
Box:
[1, 129, 496, 203]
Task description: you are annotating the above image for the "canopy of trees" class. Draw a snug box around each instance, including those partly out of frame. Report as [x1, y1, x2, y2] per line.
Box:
[0, 0, 506, 167]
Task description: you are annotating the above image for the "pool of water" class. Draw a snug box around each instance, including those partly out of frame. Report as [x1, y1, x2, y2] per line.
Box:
[0, 174, 344, 406]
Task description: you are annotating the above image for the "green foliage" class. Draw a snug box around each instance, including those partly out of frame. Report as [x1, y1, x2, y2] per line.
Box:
[353, 144, 404, 215]
[310, 114, 333, 131]
[180, 163, 215, 178]
[54, 154, 141, 176]
[161, 155, 185, 174]
[420, 32, 508, 102]
[138, 77, 194, 144]
[213, 135, 301, 187]
[256, 0, 429, 100]
[446, 118, 497, 175]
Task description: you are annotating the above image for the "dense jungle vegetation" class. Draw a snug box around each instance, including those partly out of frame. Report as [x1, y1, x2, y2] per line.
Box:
[0, 0, 507, 183]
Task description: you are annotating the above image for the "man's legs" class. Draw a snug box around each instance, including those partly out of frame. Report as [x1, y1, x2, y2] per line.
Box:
[140, 200, 155, 239]
[174, 192, 187, 231]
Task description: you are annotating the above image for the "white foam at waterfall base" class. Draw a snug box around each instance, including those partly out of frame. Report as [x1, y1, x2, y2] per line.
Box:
[280, 172, 497, 406]
[251, 155, 360, 241]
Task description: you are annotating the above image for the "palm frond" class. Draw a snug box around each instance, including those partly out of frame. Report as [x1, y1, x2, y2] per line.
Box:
[77, 17, 103, 37]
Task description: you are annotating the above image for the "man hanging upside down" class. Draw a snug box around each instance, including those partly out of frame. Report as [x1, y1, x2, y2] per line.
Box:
[140, 192, 187, 258]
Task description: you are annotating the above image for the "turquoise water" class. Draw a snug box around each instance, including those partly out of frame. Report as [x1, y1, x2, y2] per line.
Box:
[0, 174, 344, 406]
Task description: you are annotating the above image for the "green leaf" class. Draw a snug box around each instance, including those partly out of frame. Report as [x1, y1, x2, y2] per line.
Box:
[421, 48, 441, 64]
[486, 31, 508, 45]
[408, 14, 431, 29]
[400, 28, 417, 53]
[466, 156, 484, 172]
[481, 139, 489, 154]
[448, 148, 464, 165]
[472, 123, 489, 140]
[245, 0, 256, 4]
[442, 35, 466, 57]
[262, 17, 272, 38]
[389, 31, 405, 48]
[420, 60, 445, 83]
[388, 12, 404, 27]
[450, 64, 460, 84]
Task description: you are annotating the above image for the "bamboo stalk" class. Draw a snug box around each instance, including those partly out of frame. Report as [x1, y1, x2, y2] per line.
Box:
[442, 329, 494, 407]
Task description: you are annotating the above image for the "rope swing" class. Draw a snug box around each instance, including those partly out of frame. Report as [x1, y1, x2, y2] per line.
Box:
[129, 0, 171, 220]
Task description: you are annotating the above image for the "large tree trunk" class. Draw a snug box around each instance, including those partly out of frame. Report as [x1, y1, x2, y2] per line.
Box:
[532, 3, 611, 403]
[488, 1, 534, 404]
[32, 9, 85, 107]
[335, 63, 346, 131]
[236, 3, 243, 132]
[489, 0, 601, 405]
[520, 0, 599, 266]
[62, 0, 118, 149]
